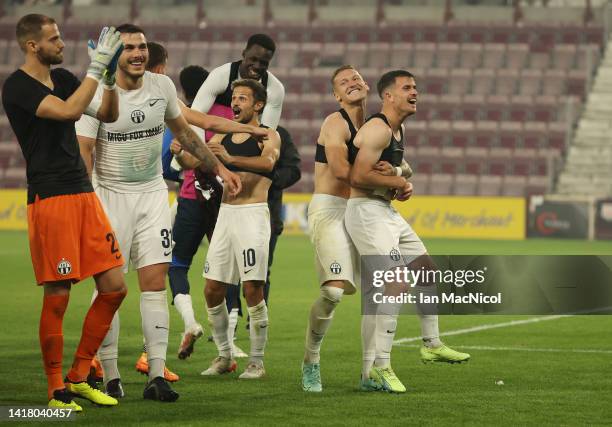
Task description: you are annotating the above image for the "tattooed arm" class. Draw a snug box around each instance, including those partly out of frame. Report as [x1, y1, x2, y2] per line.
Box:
[166, 114, 242, 196]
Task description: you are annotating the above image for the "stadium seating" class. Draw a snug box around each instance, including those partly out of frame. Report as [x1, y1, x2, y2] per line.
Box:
[0, 20, 604, 196]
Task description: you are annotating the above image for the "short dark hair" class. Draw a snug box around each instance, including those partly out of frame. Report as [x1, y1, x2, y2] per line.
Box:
[231, 78, 267, 111]
[16, 14, 56, 51]
[377, 70, 415, 99]
[245, 33, 275, 54]
[146, 41, 167, 71]
[179, 65, 209, 104]
[331, 65, 356, 89]
[115, 23, 146, 35]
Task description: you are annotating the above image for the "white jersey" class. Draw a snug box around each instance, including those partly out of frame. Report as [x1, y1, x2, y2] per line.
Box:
[76, 71, 181, 193]
[190, 61, 285, 129]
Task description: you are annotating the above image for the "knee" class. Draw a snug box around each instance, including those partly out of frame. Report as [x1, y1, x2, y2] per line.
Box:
[204, 281, 225, 303]
[107, 277, 128, 294]
[243, 281, 264, 298]
[320, 285, 344, 306]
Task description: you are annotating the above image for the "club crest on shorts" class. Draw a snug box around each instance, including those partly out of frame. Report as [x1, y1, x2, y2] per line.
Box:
[131, 110, 145, 124]
[390, 248, 401, 261]
[204, 261, 210, 273]
[330, 262, 342, 274]
[57, 258, 72, 275]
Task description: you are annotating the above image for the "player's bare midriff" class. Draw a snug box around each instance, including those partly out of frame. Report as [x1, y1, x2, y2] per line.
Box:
[313, 162, 350, 199]
[222, 171, 271, 205]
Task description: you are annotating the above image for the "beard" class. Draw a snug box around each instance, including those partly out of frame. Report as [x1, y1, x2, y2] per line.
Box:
[238, 111, 255, 124]
[119, 62, 146, 79]
[37, 49, 63, 65]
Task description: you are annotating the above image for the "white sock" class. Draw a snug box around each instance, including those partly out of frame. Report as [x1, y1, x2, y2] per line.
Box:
[247, 300, 268, 364]
[361, 314, 376, 380]
[140, 290, 169, 380]
[374, 313, 398, 369]
[228, 308, 239, 345]
[415, 285, 443, 348]
[99, 312, 121, 384]
[304, 286, 343, 364]
[419, 314, 442, 348]
[174, 293, 197, 331]
[207, 300, 231, 359]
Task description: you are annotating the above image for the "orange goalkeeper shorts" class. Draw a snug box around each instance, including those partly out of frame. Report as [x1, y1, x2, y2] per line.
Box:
[27, 192, 124, 285]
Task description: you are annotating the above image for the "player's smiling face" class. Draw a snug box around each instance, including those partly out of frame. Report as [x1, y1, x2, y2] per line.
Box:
[333, 68, 369, 104]
[231, 86, 262, 124]
[118, 32, 148, 78]
[32, 23, 64, 65]
[390, 76, 418, 116]
[240, 45, 273, 81]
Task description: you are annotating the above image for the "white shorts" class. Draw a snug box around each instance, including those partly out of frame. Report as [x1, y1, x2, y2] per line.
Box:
[95, 185, 172, 273]
[308, 194, 358, 293]
[204, 203, 270, 285]
[345, 197, 427, 270]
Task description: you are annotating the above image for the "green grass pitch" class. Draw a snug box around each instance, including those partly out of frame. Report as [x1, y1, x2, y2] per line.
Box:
[0, 230, 611, 426]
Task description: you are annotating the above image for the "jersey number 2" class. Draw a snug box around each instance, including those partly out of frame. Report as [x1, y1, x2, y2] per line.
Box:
[106, 232, 121, 259]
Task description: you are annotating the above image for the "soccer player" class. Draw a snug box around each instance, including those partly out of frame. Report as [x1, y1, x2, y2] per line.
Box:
[344, 70, 470, 393]
[198, 79, 281, 379]
[173, 32, 285, 357]
[301, 65, 397, 392]
[2, 14, 126, 411]
[75, 24, 266, 401]
[88, 38, 181, 389]
[191, 33, 284, 127]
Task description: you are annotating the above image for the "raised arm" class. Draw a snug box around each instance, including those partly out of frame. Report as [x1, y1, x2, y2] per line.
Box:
[260, 76, 285, 129]
[180, 101, 268, 138]
[37, 27, 123, 122]
[190, 64, 230, 113]
[36, 79, 101, 122]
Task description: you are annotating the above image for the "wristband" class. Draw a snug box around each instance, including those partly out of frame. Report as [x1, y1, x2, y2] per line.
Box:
[103, 82, 116, 91]
[395, 166, 402, 176]
[85, 73, 102, 82]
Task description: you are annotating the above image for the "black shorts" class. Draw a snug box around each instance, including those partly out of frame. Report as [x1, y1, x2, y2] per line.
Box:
[171, 196, 220, 267]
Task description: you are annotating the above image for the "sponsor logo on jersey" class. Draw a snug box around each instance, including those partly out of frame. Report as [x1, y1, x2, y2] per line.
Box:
[131, 110, 146, 124]
[106, 124, 165, 143]
[148, 98, 164, 107]
[204, 261, 210, 273]
[57, 258, 72, 275]
[390, 248, 401, 261]
[330, 262, 342, 274]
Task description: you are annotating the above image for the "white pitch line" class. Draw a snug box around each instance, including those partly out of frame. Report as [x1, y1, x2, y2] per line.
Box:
[394, 344, 612, 354]
[393, 315, 570, 345]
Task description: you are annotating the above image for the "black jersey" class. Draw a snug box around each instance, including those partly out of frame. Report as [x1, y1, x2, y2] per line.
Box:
[2, 68, 92, 203]
[349, 113, 403, 166]
[214, 61, 269, 107]
[220, 125, 273, 180]
[315, 108, 357, 164]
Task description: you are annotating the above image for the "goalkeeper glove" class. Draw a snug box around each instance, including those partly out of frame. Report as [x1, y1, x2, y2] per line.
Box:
[86, 26, 123, 82]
